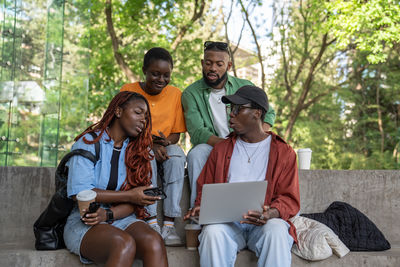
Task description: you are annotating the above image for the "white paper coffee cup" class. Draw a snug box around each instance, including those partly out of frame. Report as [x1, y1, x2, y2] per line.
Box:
[297, 148, 312, 170]
[185, 224, 202, 250]
[76, 189, 97, 217]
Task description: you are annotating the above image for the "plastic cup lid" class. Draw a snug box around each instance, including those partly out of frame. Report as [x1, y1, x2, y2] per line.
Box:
[76, 189, 97, 201]
[297, 148, 312, 153]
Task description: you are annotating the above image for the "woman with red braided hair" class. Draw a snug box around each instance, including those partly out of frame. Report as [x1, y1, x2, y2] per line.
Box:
[63, 91, 168, 266]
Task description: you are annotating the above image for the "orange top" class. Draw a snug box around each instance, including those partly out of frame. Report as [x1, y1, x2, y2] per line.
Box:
[120, 82, 186, 137]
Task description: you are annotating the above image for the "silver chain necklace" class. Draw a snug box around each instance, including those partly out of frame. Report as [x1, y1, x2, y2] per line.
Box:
[240, 139, 263, 163]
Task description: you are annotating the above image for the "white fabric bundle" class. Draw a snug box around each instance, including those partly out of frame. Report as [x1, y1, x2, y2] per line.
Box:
[290, 216, 350, 261]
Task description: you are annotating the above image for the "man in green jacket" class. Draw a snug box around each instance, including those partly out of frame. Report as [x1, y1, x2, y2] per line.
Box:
[182, 41, 276, 207]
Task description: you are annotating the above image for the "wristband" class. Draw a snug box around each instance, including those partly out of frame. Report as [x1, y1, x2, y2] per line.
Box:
[105, 208, 114, 224]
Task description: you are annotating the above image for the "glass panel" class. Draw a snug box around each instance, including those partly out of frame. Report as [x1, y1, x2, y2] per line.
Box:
[0, 0, 90, 166]
[39, 0, 65, 167]
[57, 0, 91, 161]
[0, 0, 25, 166]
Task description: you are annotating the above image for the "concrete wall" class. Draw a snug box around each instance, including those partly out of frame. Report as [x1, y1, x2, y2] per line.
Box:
[298, 170, 400, 246]
[0, 167, 399, 267]
[0, 167, 55, 246]
[1, 167, 399, 246]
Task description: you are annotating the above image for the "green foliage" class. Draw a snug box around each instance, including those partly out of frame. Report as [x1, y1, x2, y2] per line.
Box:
[269, 0, 340, 138]
[85, 0, 214, 117]
[326, 0, 400, 63]
[2, 0, 399, 170]
[268, 0, 400, 169]
[336, 48, 400, 169]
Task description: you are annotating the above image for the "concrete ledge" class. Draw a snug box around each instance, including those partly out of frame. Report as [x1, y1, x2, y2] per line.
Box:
[0, 244, 398, 267]
[291, 248, 400, 267]
[1, 167, 399, 266]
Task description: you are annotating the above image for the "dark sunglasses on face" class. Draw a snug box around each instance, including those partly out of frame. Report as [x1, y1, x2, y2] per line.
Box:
[226, 104, 253, 116]
[204, 41, 229, 51]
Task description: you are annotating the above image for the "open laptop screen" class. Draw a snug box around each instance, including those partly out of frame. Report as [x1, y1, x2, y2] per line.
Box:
[199, 181, 268, 225]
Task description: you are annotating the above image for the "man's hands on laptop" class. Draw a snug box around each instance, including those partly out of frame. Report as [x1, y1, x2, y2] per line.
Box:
[183, 206, 200, 221]
[240, 205, 279, 226]
[184, 205, 279, 226]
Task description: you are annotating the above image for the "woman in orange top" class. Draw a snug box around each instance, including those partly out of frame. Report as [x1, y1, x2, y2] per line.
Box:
[121, 47, 186, 246]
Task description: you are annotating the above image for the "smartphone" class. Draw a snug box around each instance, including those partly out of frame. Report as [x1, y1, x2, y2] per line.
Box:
[152, 135, 164, 141]
[143, 187, 167, 200]
[81, 202, 100, 220]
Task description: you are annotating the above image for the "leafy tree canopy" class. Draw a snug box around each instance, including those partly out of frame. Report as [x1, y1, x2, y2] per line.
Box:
[325, 0, 400, 63]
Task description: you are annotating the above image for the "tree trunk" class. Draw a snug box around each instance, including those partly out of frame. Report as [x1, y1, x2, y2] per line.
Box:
[284, 34, 330, 141]
[376, 71, 385, 153]
[105, 0, 138, 82]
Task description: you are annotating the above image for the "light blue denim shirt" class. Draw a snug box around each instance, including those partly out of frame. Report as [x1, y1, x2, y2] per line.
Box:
[67, 131, 130, 197]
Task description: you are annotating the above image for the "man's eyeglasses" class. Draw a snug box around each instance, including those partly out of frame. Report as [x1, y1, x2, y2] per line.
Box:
[226, 104, 253, 116]
[204, 41, 229, 52]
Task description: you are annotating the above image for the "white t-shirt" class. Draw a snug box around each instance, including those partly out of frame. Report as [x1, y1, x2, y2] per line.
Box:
[209, 88, 229, 138]
[228, 135, 272, 183]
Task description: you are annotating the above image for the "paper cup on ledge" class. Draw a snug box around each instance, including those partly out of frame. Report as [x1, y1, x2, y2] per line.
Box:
[76, 189, 97, 217]
[185, 223, 202, 250]
[297, 148, 312, 170]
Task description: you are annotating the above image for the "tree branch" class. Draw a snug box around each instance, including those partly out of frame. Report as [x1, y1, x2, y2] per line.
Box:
[279, 19, 292, 97]
[171, 0, 206, 51]
[314, 47, 344, 74]
[284, 33, 331, 140]
[222, 0, 238, 76]
[238, 0, 266, 89]
[302, 83, 344, 110]
[232, 20, 246, 55]
[105, 0, 138, 82]
[292, 0, 310, 85]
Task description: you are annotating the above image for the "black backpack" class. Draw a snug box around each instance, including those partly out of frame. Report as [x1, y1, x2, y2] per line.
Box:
[33, 132, 100, 250]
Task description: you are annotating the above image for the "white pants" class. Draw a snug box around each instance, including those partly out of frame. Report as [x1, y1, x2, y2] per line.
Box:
[199, 218, 293, 267]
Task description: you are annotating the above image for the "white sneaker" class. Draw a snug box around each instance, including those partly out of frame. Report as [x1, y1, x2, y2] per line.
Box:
[162, 225, 183, 246]
[149, 223, 162, 236]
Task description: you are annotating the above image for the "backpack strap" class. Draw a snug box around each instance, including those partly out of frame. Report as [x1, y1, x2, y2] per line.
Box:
[88, 131, 100, 161]
[56, 149, 97, 174]
[56, 132, 100, 178]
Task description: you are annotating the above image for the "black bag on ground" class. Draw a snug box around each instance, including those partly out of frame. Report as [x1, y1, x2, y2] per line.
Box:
[301, 201, 391, 251]
[33, 132, 99, 250]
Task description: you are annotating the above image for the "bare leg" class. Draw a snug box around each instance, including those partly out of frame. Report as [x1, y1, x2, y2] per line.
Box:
[80, 224, 136, 267]
[125, 221, 168, 267]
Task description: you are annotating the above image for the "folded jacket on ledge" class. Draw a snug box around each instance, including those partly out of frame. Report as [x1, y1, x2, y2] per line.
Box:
[301, 201, 391, 251]
[290, 216, 350, 261]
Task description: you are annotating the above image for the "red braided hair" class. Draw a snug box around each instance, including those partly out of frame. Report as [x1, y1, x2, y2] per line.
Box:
[75, 91, 153, 219]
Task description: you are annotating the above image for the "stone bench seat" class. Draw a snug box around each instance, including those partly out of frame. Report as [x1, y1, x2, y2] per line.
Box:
[1, 241, 399, 266]
[0, 167, 399, 266]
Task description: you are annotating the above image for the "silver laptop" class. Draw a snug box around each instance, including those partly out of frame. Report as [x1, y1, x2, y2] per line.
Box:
[198, 181, 268, 225]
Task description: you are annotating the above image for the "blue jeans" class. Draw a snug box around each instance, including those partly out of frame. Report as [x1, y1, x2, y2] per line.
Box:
[147, 144, 186, 218]
[198, 219, 293, 267]
[187, 144, 213, 207]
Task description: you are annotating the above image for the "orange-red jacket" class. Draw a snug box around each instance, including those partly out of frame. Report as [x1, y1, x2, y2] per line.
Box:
[195, 131, 300, 243]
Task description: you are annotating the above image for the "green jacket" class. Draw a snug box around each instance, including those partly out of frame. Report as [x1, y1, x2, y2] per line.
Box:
[182, 75, 276, 146]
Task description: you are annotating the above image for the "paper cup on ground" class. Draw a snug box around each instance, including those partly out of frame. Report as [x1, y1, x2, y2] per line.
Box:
[297, 148, 312, 170]
[76, 190, 97, 217]
[185, 224, 202, 250]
